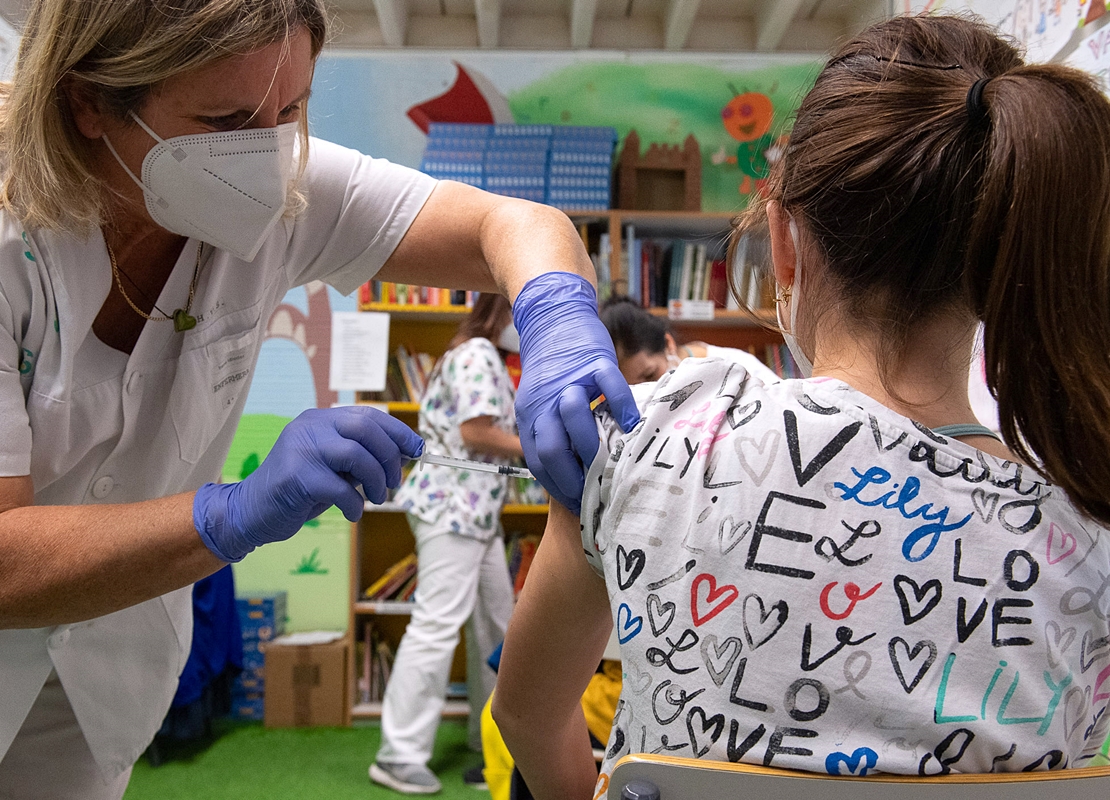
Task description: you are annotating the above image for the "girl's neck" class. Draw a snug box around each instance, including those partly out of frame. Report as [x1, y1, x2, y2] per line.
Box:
[810, 312, 1016, 461]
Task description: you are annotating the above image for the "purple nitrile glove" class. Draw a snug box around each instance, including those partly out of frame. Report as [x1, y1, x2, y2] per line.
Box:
[193, 406, 424, 562]
[513, 272, 640, 513]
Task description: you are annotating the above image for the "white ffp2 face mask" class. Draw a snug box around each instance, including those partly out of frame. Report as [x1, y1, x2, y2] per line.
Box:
[103, 113, 298, 261]
[776, 216, 815, 377]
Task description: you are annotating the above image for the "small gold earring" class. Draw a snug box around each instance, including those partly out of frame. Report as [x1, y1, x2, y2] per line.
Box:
[774, 285, 792, 304]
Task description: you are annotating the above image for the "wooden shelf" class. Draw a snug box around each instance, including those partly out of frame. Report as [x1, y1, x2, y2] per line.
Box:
[359, 303, 471, 321]
[352, 401, 420, 414]
[503, 504, 549, 515]
[354, 600, 414, 615]
[647, 307, 776, 328]
[386, 402, 420, 413]
[352, 700, 470, 720]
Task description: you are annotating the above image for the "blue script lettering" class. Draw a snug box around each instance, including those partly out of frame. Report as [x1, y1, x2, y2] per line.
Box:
[833, 467, 972, 562]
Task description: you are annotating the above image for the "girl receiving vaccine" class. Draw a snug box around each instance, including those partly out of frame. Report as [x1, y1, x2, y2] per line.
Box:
[494, 14, 1110, 798]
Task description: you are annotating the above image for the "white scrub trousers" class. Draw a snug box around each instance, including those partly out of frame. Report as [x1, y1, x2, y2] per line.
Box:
[0, 672, 133, 800]
[377, 518, 516, 765]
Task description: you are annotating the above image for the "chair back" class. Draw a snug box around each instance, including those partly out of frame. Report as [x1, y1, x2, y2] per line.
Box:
[607, 753, 1110, 800]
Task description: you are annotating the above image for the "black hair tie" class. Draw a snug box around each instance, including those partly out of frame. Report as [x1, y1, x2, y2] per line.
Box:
[966, 77, 992, 124]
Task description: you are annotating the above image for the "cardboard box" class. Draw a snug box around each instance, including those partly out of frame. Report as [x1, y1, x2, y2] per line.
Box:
[263, 633, 348, 728]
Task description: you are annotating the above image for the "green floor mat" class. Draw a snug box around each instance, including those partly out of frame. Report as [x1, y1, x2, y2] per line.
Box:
[124, 719, 485, 800]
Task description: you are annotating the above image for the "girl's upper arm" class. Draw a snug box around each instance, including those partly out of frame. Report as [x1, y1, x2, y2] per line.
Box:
[496, 500, 612, 725]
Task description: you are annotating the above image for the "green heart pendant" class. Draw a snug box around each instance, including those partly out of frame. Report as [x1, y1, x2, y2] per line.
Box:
[173, 308, 197, 332]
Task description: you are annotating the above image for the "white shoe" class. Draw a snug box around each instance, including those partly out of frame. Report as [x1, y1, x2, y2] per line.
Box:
[370, 762, 442, 795]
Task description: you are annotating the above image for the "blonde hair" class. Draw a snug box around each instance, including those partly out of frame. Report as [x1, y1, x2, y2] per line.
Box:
[0, 0, 327, 232]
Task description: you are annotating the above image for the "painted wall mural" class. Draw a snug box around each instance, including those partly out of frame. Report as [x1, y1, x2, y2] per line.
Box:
[309, 51, 822, 212]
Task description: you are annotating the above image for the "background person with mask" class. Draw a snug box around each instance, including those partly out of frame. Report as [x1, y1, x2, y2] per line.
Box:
[0, 1, 637, 797]
[375, 294, 523, 794]
[600, 295, 780, 385]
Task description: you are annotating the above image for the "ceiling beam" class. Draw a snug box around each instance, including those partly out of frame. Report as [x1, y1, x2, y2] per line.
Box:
[475, 0, 501, 48]
[570, 0, 599, 49]
[664, 0, 701, 50]
[755, 0, 804, 52]
[372, 0, 408, 47]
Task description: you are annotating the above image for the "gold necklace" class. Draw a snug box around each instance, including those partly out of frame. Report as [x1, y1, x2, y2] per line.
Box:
[108, 241, 202, 332]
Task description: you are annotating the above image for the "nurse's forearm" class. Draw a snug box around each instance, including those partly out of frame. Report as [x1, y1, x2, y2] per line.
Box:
[376, 181, 596, 301]
[0, 492, 224, 628]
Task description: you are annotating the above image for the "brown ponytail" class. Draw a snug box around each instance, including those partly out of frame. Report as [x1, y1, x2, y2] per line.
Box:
[734, 13, 1110, 525]
[968, 66, 1110, 523]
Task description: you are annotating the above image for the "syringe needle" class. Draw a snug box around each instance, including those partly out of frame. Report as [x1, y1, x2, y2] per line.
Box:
[412, 450, 534, 480]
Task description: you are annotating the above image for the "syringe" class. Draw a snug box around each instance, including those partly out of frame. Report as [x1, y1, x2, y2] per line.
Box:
[413, 449, 534, 480]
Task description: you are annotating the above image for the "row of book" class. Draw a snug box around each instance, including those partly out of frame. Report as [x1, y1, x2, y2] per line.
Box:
[362, 553, 418, 602]
[507, 532, 541, 597]
[358, 622, 395, 704]
[620, 231, 732, 309]
[419, 123, 616, 211]
[764, 343, 804, 380]
[582, 228, 776, 312]
[360, 281, 480, 308]
[362, 345, 437, 405]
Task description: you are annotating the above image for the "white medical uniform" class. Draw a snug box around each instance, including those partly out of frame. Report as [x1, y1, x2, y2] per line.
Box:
[703, 342, 782, 385]
[0, 138, 435, 797]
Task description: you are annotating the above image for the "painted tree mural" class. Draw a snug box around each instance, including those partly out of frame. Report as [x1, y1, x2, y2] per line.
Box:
[264, 280, 337, 409]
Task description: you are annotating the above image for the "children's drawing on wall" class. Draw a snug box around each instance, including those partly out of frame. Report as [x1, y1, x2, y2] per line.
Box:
[905, 0, 1106, 63]
[709, 83, 788, 198]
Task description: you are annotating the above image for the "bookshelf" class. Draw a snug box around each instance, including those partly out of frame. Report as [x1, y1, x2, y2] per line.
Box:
[347, 301, 548, 721]
[348, 208, 781, 722]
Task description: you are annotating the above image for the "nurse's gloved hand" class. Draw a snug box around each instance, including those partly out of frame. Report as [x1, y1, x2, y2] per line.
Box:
[513, 272, 640, 513]
[193, 406, 424, 562]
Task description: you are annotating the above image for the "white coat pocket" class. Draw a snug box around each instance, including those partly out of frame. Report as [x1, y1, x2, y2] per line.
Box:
[170, 314, 262, 465]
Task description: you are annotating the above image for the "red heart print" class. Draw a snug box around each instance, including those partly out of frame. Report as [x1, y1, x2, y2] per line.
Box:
[1095, 663, 1110, 704]
[1046, 522, 1077, 565]
[691, 573, 739, 627]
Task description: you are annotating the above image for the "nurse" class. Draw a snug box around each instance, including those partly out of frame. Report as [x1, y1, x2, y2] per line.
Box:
[0, 1, 637, 797]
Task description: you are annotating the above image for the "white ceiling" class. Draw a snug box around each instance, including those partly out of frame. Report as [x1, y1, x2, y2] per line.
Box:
[0, 0, 895, 52]
[336, 0, 894, 50]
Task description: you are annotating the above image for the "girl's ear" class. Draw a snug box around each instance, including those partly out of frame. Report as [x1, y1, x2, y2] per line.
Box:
[664, 332, 679, 357]
[767, 200, 796, 289]
[63, 79, 109, 140]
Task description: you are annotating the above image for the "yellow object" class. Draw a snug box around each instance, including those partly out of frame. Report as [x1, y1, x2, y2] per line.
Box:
[361, 553, 416, 600]
[581, 660, 622, 746]
[481, 695, 514, 800]
[481, 663, 623, 800]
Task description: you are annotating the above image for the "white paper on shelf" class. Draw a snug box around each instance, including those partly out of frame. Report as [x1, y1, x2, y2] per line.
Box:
[329, 311, 390, 391]
[270, 631, 345, 646]
[668, 299, 715, 321]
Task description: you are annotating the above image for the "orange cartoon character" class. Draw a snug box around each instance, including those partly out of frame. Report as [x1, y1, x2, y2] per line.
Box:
[711, 84, 778, 196]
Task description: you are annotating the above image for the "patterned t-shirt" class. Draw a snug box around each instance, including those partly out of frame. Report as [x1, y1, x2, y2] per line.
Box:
[394, 337, 516, 538]
[581, 357, 1110, 784]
